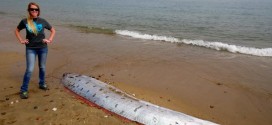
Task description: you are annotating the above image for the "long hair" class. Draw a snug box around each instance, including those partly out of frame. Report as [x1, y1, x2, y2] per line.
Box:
[27, 2, 40, 36]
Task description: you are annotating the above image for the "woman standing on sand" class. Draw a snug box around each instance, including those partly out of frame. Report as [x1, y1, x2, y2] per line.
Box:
[15, 2, 56, 99]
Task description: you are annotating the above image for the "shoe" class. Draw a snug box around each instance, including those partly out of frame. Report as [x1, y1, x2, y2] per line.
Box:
[20, 91, 28, 99]
[39, 84, 49, 90]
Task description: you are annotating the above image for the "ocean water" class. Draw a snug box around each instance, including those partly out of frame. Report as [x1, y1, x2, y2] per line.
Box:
[1, 0, 272, 56]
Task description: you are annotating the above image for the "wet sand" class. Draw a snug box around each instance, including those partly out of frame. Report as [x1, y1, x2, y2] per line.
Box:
[1, 15, 272, 125]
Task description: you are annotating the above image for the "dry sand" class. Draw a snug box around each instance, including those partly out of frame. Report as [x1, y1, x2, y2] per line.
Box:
[1, 15, 272, 125]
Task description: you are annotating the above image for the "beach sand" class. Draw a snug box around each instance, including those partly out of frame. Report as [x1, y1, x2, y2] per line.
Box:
[1, 15, 272, 125]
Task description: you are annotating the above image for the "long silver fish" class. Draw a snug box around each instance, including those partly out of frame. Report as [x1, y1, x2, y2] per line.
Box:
[62, 73, 218, 125]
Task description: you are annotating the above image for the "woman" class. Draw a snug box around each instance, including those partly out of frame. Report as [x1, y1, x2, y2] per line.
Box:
[15, 2, 56, 99]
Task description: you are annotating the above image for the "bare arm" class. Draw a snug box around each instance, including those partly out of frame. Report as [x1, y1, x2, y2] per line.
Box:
[15, 28, 29, 44]
[43, 27, 56, 43]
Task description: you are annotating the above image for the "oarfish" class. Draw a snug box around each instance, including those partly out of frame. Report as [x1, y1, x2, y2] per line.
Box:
[62, 73, 218, 125]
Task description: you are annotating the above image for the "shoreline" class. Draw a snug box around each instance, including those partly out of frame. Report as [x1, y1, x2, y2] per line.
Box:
[1, 15, 272, 125]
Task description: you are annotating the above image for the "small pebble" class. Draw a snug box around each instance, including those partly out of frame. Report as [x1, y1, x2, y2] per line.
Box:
[43, 94, 50, 97]
[210, 105, 214, 109]
[6, 97, 9, 101]
[15, 100, 19, 103]
[34, 106, 38, 109]
[216, 83, 222, 86]
[1, 112, 6, 115]
[132, 94, 136, 96]
[52, 107, 57, 111]
[104, 115, 108, 118]
[10, 101, 14, 105]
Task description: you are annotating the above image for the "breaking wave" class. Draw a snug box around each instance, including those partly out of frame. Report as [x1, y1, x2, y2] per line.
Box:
[115, 30, 272, 57]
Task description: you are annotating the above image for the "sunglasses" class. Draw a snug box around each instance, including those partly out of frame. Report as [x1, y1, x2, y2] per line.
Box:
[29, 8, 39, 12]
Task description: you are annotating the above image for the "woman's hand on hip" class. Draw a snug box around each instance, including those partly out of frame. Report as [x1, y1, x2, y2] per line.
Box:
[43, 39, 52, 43]
[20, 39, 29, 44]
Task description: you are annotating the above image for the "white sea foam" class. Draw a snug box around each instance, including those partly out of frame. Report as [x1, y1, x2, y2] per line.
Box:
[115, 30, 272, 57]
[115, 30, 179, 43]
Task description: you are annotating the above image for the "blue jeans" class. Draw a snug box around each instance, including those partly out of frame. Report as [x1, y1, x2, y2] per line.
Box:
[21, 47, 48, 92]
